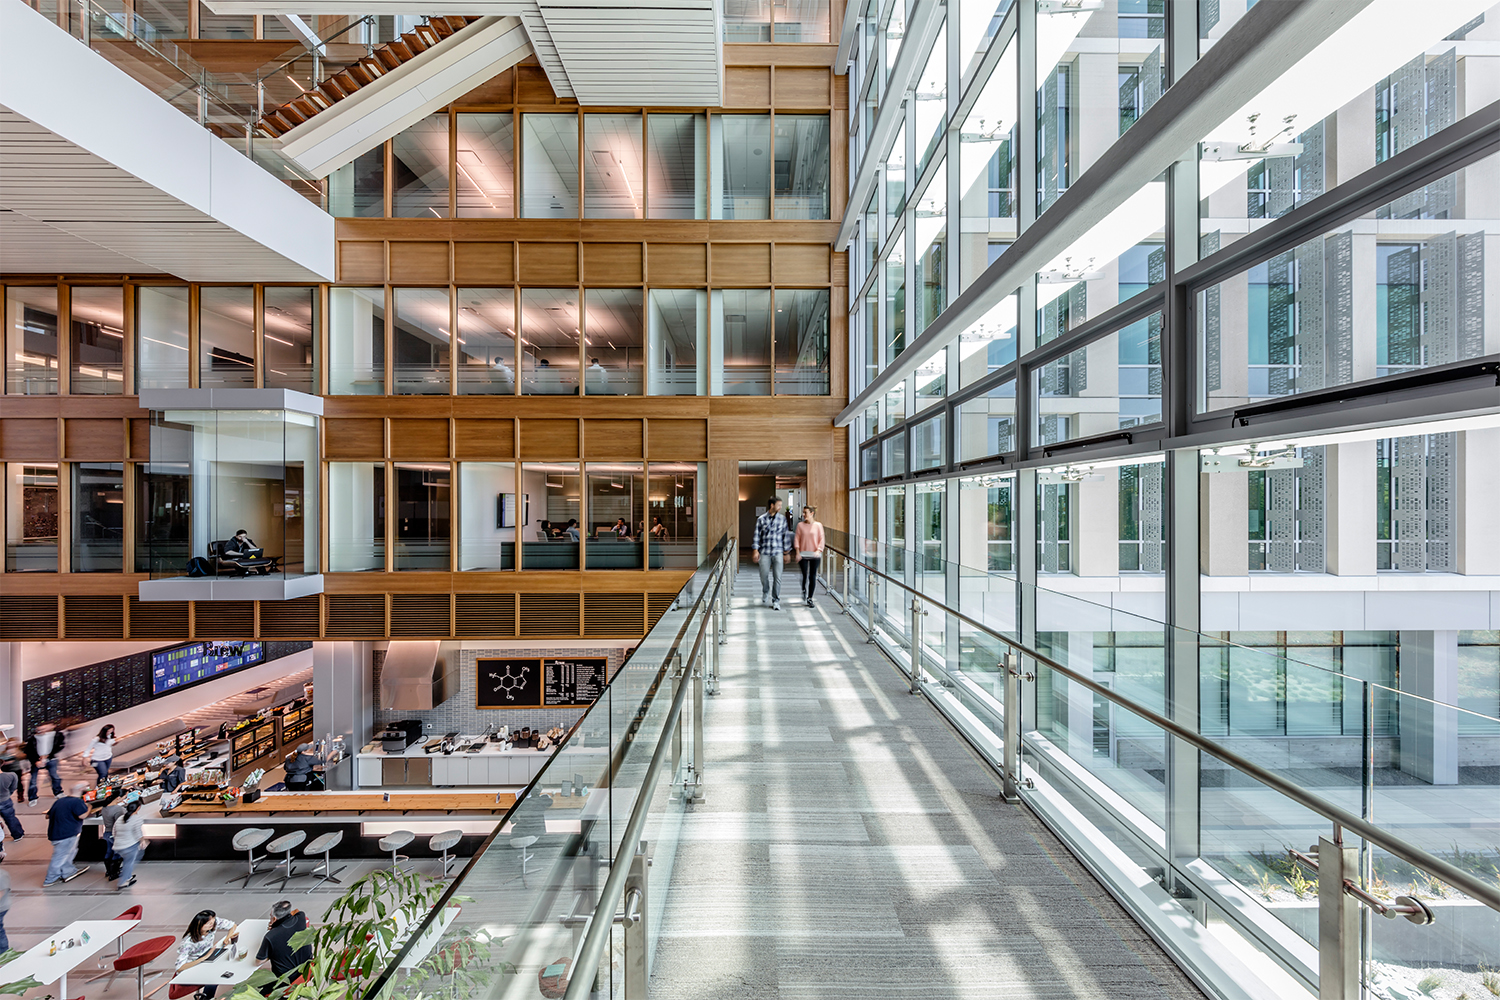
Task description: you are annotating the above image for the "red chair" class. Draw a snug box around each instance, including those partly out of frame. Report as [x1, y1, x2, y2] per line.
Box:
[90, 904, 145, 977]
[167, 985, 198, 999]
[111, 935, 175, 1000]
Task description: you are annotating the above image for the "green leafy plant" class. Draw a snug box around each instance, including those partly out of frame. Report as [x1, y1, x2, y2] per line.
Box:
[0, 948, 41, 996]
[224, 868, 509, 1000]
[1252, 870, 1278, 901]
[1367, 873, 1394, 902]
[1284, 867, 1315, 900]
[1480, 962, 1500, 996]
[1417, 971, 1443, 995]
[1413, 871, 1450, 899]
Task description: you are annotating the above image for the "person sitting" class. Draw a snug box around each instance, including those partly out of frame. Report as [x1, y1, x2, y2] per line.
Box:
[612, 518, 630, 539]
[257, 900, 313, 990]
[565, 518, 581, 542]
[161, 757, 187, 793]
[283, 743, 324, 791]
[225, 529, 261, 559]
[219, 530, 275, 576]
[650, 516, 670, 541]
[175, 909, 240, 998]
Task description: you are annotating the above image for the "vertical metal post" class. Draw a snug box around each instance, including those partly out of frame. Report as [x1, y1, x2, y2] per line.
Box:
[841, 554, 850, 613]
[198, 71, 208, 125]
[79, 0, 90, 45]
[1318, 834, 1360, 1000]
[670, 653, 682, 786]
[623, 844, 649, 999]
[690, 649, 705, 802]
[257, 79, 265, 118]
[1002, 651, 1022, 803]
[865, 566, 877, 642]
[908, 596, 923, 694]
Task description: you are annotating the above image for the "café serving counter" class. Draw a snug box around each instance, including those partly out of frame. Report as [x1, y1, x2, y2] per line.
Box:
[356, 738, 605, 787]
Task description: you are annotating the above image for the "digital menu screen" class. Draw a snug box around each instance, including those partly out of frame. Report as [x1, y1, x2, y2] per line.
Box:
[152, 640, 264, 695]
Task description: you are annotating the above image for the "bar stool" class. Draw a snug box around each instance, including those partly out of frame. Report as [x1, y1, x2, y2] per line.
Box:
[225, 827, 275, 887]
[428, 829, 463, 877]
[304, 829, 347, 893]
[378, 829, 414, 874]
[110, 934, 174, 1000]
[266, 829, 309, 890]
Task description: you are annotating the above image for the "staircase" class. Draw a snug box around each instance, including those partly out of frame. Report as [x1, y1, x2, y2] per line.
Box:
[257, 15, 479, 138]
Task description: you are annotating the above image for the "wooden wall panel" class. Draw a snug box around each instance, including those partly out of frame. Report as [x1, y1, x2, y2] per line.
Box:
[707, 458, 738, 545]
[520, 418, 578, 458]
[0, 419, 59, 458]
[647, 419, 707, 460]
[323, 418, 385, 458]
[517, 64, 561, 104]
[390, 419, 450, 458]
[519, 243, 579, 284]
[455, 66, 513, 105]
[710, 244, 771, 285]
[646, 244, 707, 285]
[63, 419, 124, 460]
[129, 418, 151, 459]
[583, 419, 642, 459]
[339, 242, 385, 283]
[724, 66, 771, 107]
[455, 418, 516, 458]
[454, 243, 515, 284]
[773, 244, 831, 285]
[582, 243, 643, 285]
[389, 242, 451, 284]
[775, 67, 831, 108]
[709, 414, 836, 459]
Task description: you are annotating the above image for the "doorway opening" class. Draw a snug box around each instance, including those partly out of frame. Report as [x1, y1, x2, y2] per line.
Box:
[737, 460, 807, 562]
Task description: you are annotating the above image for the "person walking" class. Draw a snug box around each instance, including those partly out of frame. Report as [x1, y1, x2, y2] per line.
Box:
[43, 782, 91, 886]
[112, 793, 147, 888]
[0, 768, 23, 841]
[23, 721, 65, 804]
[794, 505, 826, 607]
[256, 900, 313, 993]
[87, 724, 116, 785]
[751, 496, 793, 610]
[0, 854, 10, 952]
[100, 788, 126, 880]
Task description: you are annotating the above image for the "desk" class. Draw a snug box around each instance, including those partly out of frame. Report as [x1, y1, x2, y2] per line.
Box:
[170, 918, 270, 988]
[1, 919, 138, 997]
[162, 791, 517, 816]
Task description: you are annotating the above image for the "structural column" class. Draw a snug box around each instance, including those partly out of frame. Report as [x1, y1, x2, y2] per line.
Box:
[314, 640, 373, 789]
[1396, 630, 1460, 786]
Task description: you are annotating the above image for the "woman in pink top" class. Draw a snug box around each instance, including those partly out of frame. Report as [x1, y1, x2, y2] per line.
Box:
[793, 506, 826, 607]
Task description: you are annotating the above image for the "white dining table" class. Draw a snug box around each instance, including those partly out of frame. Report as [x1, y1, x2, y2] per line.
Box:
[1, 918, 139, 998]
[169, 918, 271, 987]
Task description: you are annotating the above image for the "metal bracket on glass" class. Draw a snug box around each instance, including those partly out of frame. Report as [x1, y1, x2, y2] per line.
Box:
[908, 597, 927, 694]
[1001, 652, 1033, 802]
[1288, 847, 1436, 925]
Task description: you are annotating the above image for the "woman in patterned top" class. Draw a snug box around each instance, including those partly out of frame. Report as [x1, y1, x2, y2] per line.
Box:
[175, 909, 240, 998]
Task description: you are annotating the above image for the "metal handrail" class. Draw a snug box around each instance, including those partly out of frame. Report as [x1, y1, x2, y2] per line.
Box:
[824, 542, 1500, 916]
[255, 15, 376, 96]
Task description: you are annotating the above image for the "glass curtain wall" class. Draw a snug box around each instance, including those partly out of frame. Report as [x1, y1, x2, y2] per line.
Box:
[69, 287, 125, 394]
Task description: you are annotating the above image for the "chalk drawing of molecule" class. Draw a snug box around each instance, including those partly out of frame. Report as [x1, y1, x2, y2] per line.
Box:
[487, 661, 533, 701]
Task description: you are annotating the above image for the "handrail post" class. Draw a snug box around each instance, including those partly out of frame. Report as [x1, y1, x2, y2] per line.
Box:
[670, 653, 683, 789]
[623, 844, 649, 999]
[1318, 833, 1360, 1000]
[908, 596, 924, 694]
[841, 553, 850, 613]
[1002, 651, 1023, 803]
[691, 644, 705, 804]
[865, 565, 877, 643]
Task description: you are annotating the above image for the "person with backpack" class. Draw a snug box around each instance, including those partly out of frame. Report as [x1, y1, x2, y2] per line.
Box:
[100, 787, 126, 880]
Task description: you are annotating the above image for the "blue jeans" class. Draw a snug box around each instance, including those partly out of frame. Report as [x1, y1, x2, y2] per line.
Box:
[117, 841, 144, 883]
[103, 831, 118, 863]
[45, 834, 80, 883]
[29, 758, 60, 801]
[0, 800, 22, 839]
[0, 909, 8, 952]
[758, 554, 784, 603]
[93, 760, 110, 784]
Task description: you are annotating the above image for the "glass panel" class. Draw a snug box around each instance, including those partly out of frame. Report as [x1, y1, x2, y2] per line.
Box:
[957, 378, 1016, 462]
[647, 114, 706, 219]
[135, 459, 189, 575]
[392, 114, 451, 218]
[1038, 187, 1165, 345]
[913, 26, 946, 174]
[136, 285, 190, 390]
[286, 411, 317, 576]
[585, 463, 644, 569]
[959, 0, 1014, 83]
[522, 113, 579, 218]
[328, 147, 385, 218]
[1034, 314, 1163, 447]
[328, 462, 384, 571]
[522, 463, 581, 569]
[584, 114, 644, 219]
[68, 286, 125, 394]
[723, 0, 770, 42]
[5, 286, 59, 395]
[262, 286, 318, 393]
[712, 288, 772, 395]
[329, 287, 386, 395]
[915, 481, 944, 604]
[958, 472, 1015, 575]
[959, 38, 1017, 294]
[711, 114, 771, 219]
[912, 413, 946, 471]
[859, 442, 879, 484]
[773, 288, 830, 395]
[913, 347, 946, 412]
[584, 288, 642, 396]
[393, 288, 451, 394]
[648, 463, 700, 568]
[71, 462, 123, 572]
[882, 433, 906, 478]
[913, 160, 947, 333]
[957, 293, 1017, 387]
[196, 3, 251, 37]
[884, 241, 906, 365]
[885, 120, 907, 234]
[456, 113, 515, 218]
[773, 115, 830, 219]
[457, 288, 517, 395]
[520, 288, 579, 395]
[393, 463, 450, 570]
[198, 286, 255, 388]
[774, 0, 828, 42]
[861, 287, 879, 389]
[647, 288, 705, 396]
[5, 463, 59, 571]
[458, 462, 517, 570]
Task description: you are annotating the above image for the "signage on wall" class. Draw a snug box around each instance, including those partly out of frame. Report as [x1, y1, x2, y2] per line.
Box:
[476, 656, 608, 709]
[152, 640, 265, 695]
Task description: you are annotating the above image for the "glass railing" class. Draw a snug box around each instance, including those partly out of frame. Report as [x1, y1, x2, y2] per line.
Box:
[819, 531, 1500, 1000]
[356, 534, 736, 1000]
[253, 15, 375, 120]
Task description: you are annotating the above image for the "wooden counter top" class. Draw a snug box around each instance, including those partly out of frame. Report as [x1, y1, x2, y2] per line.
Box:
[162, 791, 516, 816]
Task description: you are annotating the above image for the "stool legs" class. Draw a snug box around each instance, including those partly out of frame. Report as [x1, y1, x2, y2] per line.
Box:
[389, 845, 409, 874]
[274, 846, 309, 891]
[439, 845, 456, 877]
[226, 845, 265, 886]
[306, 847, 346, 893]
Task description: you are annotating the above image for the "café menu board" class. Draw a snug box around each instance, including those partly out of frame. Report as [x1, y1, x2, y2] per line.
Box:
[152, 640, 265, 695]
[476, 656, 608, 709]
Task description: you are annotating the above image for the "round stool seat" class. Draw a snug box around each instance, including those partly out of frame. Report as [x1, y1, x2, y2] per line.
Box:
[429, 829, 463, 852]
[305, 830, 343, 855]
[379, 830, 415, 852]
[268, 830, 308, 854]
[510, 834, 539, 849]
[233, 827, 275, 851]
[115, 934, 174, 971]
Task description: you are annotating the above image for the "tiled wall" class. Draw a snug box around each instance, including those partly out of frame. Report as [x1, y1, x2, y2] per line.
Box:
[372, 646, 627, 736]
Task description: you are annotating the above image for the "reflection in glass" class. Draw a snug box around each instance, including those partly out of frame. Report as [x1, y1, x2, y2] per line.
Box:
[885, 120, 907, 232]
[958, 473, 1015, 574]
[1035, 316, 1162, 447]
[199, 286, 255, 388]
[647, 289, 705, 396]
[957, 379, 1015, 462]
[959, 37, 1017, 292]
[394, 463, 450, 570]
[392, 114, 451, 218]
[458, 462, 516, 570]
[912, 414, 945, 472]
[711, 289, 771, 395]
[522, 463, 580, 569]
[648, 463, 701, 568]
[773, 115, 830, 219]
[584, 114, 643, 219]
[913, 26, 946, 174]
[71, 462, 123, 572]
[884, 243, 906, 365]
[456, 113, 515, 218]
[774, 288, 830, 395]
[5, 462, 59, 571]
[329, 287, 386, 394]
[584, 289, 643, 396]
[521, 289, 579, 395]
[775, 0, 829, 41]
[5, 286, 59, 395]
[69, 286, 125, 394]
[647, 114, 706, 219]
[723, 0, 770, 41]
[393, 288, 451, 394]
[959, 0, 1014, 82]
[914, 348, 946, 412]
[711, 114, 771, 219]
[957, 293, 1017, 387]
[914, 161, 947, 334]
[136, 285, 190, 390]
[263, 286, 318, 393]
[135, 460, 189, 575]
[457, 288, 516, 395]
[522, 113, 579, 217]
[586, 464, 644, 569]
[329, 462, 385, 571]
[328, 147, 385, 218]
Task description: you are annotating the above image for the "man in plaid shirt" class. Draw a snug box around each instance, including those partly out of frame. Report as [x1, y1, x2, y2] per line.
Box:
[751, 496, 793, 610]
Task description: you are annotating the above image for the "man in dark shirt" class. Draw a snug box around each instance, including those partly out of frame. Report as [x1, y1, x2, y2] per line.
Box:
[43, 782, 90, 886]
[257, 900, 312, 991]
[0, 770, 24, 840]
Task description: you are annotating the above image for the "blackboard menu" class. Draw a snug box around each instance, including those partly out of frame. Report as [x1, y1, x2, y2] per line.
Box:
[477, 658, 545, 709]
[544, 657, 608, 707]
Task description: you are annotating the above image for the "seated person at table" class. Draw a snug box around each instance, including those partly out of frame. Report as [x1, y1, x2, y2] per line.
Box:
[283, 743, 324, 790]
[257, 899, 313, 993]
[225, 529, 262, 559]
[650, 516, 669, 540]
[612, 517, 630, 538]
[564, 518, 581, 541]
[177, 909, 240, 999]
